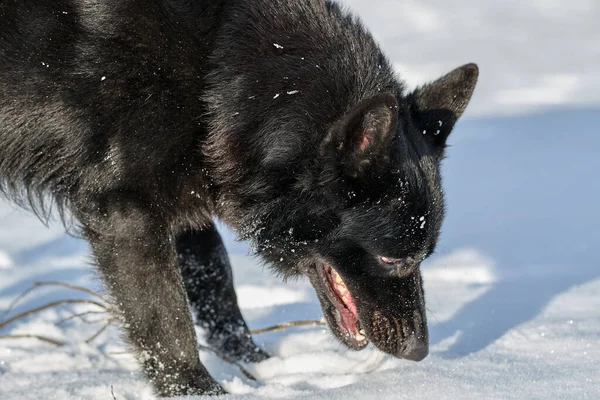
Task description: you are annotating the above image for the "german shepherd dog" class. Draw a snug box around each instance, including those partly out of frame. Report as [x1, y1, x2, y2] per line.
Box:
[0, 0, 478, 396]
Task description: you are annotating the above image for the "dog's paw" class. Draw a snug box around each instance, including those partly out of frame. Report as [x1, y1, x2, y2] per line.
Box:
[208, 329, 270, 363]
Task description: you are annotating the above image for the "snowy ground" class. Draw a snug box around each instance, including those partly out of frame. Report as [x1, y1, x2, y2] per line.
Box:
[1, 1, 599, 399]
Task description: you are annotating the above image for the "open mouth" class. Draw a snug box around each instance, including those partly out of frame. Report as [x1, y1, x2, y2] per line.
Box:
[317, 263, 369, 348]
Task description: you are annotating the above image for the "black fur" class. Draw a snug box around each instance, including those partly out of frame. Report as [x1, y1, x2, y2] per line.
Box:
[0, 0, 478, 396]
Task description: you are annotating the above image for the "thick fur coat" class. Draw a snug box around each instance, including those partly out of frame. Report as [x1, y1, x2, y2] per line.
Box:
[0, 0, 478, 396]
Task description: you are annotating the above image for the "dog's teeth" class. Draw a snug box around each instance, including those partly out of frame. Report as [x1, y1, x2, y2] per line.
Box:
[355, 333, 365, 341]
[359, 329, 366, 335]
[335, 274, 343, 284]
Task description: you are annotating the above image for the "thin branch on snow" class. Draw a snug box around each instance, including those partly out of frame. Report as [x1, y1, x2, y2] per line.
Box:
[250, 319, 325, 334]
[56, 310, 108, 326]
[0, 299, 108, 331]
[1, 281, 109, 322]
[33, 281, 109, 302]
[0, 334, 66, 347]
[0, 281, 329, 381]
[85, 318, 115, 344]
[111, 385, 117, 400]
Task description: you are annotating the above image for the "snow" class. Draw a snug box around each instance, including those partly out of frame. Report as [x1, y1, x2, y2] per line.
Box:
[1, 110, 598, 399]
[342, 0, 600, 117]
[1, 1, 599, 399]
[0, 251, 11, 269]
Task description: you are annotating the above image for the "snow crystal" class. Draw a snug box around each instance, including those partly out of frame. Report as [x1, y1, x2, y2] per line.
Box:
[273, 43, 284, 49]
[0, 250, 12, 269]
[273, 93, 280, 99]
[287, 90, 300, 95]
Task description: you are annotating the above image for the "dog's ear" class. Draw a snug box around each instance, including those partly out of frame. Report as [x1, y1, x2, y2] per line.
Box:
[408, 63, 478, 150]
[320, 93, 399, 179]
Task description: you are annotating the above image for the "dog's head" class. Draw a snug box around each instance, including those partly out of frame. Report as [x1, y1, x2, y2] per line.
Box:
[255, 64, 478, 361]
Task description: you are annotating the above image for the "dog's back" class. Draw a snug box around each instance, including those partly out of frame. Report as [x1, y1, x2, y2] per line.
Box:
[0, 0, 223, 216]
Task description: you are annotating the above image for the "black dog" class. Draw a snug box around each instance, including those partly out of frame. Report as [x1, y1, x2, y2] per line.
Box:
[0, 0, 478, 396]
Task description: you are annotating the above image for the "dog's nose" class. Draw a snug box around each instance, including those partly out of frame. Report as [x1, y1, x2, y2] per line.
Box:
[378, 256, 418, 277]
[400, 335, 429, 361]
[380, 256, 416, 268]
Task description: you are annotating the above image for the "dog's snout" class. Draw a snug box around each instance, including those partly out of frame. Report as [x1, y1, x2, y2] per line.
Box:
[400, 335, 429, 361]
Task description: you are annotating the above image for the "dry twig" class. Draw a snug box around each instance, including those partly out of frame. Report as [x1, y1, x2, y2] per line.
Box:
[0, 334, 66, 347]
[1, 281, 108, 321]
[85, 318, 115, 344]
[0, 282, 110, 347]
[0, 299, 107, 331]
[56, 310, 108, 326]
[250, 319, 325, 334]
[0, 281, 330, 381]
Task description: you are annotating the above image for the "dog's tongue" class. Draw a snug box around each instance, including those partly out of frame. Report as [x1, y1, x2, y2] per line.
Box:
[326, 266, 358, 331]
[330, 268, 357, 315]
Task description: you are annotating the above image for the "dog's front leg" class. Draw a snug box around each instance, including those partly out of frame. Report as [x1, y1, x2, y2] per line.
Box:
[176, 224, 269, 363]
[81, 206, 225, 397]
